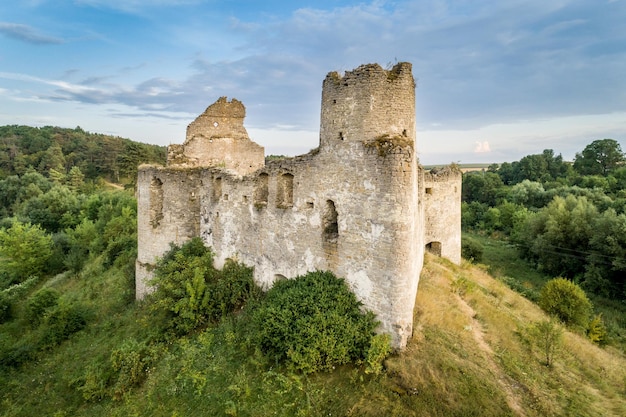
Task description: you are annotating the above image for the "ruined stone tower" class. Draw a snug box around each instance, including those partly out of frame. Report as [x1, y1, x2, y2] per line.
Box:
[136, 62, 461, 349]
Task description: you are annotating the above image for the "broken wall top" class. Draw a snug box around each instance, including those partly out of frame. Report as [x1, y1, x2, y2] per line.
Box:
[167, 97, 265, 174]
[186, 96, 250, 143]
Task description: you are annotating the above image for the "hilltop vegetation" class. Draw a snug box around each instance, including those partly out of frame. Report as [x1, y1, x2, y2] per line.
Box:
[0, 125, 165, 186]
[2, 248, 625, 416]
[0, 128, 625, 416]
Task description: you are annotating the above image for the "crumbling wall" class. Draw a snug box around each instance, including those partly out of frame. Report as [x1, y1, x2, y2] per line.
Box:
[135, 165, 203, 296]
[320, 63, 415, 152]
[167, 97, 264, 175]
[136, 62, 461, 349]
[423, 165, 462, 264]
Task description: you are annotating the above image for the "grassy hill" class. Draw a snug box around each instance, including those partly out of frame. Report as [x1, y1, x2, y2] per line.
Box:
[1, 253, 624, 416]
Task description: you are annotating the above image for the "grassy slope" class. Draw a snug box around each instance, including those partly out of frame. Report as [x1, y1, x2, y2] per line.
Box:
[2, 254, 625, 416]
[467, 232, 626, 351]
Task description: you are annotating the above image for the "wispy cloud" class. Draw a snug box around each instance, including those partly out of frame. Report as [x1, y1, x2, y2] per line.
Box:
[1, 0, 624, 162]
[75, 0, 203, 14]
[0, 22, 63, 44]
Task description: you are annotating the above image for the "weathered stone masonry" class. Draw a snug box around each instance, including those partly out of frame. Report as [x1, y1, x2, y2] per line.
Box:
[136, 63, 461, 349]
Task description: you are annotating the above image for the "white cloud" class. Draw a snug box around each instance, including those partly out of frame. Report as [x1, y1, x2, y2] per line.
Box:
[474, 141, 491, 153]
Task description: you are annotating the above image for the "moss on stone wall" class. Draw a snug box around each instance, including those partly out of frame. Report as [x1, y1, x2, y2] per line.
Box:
[363, 134, 413, 157]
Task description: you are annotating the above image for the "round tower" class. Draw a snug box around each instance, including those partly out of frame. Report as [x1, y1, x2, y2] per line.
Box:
[319, 62, 416, 152]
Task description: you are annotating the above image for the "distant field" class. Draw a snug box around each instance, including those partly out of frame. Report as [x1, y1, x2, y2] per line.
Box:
[424, 162, 492, 172]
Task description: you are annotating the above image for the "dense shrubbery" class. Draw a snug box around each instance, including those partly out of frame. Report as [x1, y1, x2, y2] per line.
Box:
[0, 125, 165, 184]
[149, 237, 258, 334]
[0, 221, 52, 286]
[148, 240, 387, 375]
[26, 287, 59, 326]
[462, 139, 626, 301]
[246, 271, 382, 374]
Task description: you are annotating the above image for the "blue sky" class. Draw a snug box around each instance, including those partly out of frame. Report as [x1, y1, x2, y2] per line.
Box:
[0, 0, 625, 164]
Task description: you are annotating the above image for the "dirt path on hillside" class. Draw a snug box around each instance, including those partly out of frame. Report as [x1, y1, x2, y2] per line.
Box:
[104, 181, 124, 190]
[454, 294, 527, 417]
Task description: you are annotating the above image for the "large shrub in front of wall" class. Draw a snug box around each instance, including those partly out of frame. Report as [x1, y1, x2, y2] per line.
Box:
[149, 237, 257, 334]
[247, 271, 380, 374]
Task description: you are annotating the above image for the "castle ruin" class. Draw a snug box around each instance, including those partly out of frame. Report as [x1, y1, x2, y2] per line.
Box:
[136, 62, 461, 349]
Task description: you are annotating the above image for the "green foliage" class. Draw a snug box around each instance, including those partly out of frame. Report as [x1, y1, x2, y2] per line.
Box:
[247, 271, 379, 374]
[451, 275, 475, 296]
[461, 201, 488, 230]
[522, 318, 563, 367]
[515, 195, 598, 277]
[587, 314, 609, 346]
[462, 171, 503, 205]
[0, 290, 12, 323]
[18, 185, 82, 233]
[364, 333, 391, 375]
[26, 287, 60, 326]
[539, 278, 593, 328]
[149, 237, 257, 334]
[110, 339, 160, 400]
[574, 138, 625, 176]
[461, 235, 483, 262]
[0, 220, 53, 286]
[41, 300, 89, 347]
[0, 124, 166, 183]
[508, 180, 546, 208]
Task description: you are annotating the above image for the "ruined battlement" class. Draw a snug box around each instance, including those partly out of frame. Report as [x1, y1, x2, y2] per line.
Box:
[166, 97, 265, 175]
[186, 96, 248, 141]
[136, 63, 461, 349]
[320, 63, 416, 151]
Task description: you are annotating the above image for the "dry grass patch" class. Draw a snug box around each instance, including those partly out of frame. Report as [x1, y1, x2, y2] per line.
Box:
[413, 254, 626, 417]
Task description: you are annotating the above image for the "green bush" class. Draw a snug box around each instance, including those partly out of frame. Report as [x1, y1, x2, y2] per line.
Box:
[149, 237, 257, 334]
[461, 235, 484, 263]
[365, 333, 392, 375]
[110, 339, 160, 401]
[247, 271, 380, 374]
[0, 221, 53, 285]
[587, 314, 609, 346]
[539, 277, 593, 328]
[26, 287, 59, 326]
[523, 319, 563, 367]
[42, 301, 88, 347]
[0, 291, 12, 323]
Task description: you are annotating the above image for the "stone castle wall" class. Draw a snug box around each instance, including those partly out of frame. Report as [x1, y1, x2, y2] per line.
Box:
[136, 63, 461, 349]
[424, 166, 462, 263]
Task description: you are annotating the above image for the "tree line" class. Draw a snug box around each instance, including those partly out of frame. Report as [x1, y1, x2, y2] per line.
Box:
[462, 139, 626, 301]
[0, 125, 165, 185]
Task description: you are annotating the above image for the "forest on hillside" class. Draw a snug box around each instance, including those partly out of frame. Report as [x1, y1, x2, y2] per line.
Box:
[462, 138, 626, 301]
[0, 125, 165, 185]
[0, 124, 164, 314]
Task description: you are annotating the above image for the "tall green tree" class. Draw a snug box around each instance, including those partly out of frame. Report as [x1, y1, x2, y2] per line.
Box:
[462, 172, 504, 205]
[18, 185, 81, 233]
[515, 195, 597, 277]
[573, 139, 625, 176]
[0, 221, 53, 286]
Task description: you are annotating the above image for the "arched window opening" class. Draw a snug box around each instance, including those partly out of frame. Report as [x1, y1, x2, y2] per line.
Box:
[212, 177, 222, 202]
[276, 173, 294, 208]
[149, 177, 163, 228]
[425, 241, 442, 257]
[254, 173, 269, 206]
[323, 200, 339, 243]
